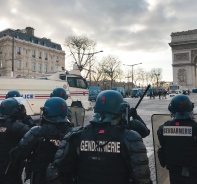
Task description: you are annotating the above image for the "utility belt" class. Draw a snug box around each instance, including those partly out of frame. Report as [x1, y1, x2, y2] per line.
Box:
[167, 165, 197, 177]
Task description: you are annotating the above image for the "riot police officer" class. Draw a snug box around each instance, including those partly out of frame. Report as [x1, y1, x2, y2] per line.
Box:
[50, 87, 72, 122]
[50, 87, 68, 100]
[13, 97, 73, 184]
[0, 98, 29, 184]
[5, 89, 21, 98]
[91, 101, 150, 138]
[6, 90, 36, 128]
[46, 90, 151, 184]
[157, 94, 197, 184]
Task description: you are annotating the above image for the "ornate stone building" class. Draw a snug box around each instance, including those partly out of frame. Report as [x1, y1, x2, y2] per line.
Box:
[0, 27, 65, 78]
[169, 29, 197, 89]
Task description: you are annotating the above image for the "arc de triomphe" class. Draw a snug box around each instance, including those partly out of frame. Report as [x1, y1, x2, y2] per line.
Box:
[169, 29, 197, 90]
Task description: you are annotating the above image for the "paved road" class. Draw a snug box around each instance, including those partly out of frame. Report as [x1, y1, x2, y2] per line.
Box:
[24, 93, 197, 184]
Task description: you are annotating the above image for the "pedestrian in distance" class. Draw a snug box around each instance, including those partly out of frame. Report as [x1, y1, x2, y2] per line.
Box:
[0, 98, 30, 184]
[164, 90, 167, 99]
[150, 91, 152, 99]
[11, 97, 73, 184]
[46, 90, 152, 184]
[153, 90, 156, 99]
[158, 90, 162, 100]
[157, 94, 197, 184]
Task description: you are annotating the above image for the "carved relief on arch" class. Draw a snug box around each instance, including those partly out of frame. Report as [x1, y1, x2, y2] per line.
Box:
[174, 53, 189, 62]
[191, 50, 197, 63]
[177, 69, 187, 86]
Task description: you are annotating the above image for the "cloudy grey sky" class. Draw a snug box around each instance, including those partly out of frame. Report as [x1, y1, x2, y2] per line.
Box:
[0, 0, 196, 81]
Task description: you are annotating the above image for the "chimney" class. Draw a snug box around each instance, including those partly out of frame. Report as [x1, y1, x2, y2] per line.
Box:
[25, 27, 35, 36]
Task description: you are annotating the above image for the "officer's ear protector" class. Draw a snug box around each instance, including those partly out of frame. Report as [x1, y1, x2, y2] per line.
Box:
[40, 107, 48, 115]
[168, 104, 173, 112]
[11, 103, 24, 116]
[39, 107, 49, 125]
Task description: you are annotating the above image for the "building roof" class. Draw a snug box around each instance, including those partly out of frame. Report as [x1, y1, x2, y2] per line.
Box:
[0, 28, 62, 51]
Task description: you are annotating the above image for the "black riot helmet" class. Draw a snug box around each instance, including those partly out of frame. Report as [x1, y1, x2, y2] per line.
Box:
[0, 98, 22, 118]
[50, 87, 68, 100]
[168, 94, 194, 119]
[41, 97, 70, 124]
[94, 90, 128, 115]
[6, 90, 21, 98]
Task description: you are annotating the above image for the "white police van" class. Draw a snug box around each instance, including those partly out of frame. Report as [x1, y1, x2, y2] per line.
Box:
[0, 64, 92, 115]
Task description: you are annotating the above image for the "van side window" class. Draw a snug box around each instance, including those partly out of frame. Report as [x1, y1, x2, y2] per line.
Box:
[67, 77, 87, 89]
[59, 74, 66, 80]
[67, 78, 75, 87]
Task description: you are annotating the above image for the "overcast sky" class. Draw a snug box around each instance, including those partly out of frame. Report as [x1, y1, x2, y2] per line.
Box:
[1, 0, 197, 81]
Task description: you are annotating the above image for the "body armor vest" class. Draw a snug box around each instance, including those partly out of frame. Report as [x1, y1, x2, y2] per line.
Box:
[77, 124, 130, 184]
[0, 121, 23, 163]
[163, 120, 197, 167]
[32, 124, 67, 172]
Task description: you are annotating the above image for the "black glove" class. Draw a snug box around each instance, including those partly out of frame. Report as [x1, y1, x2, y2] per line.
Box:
[129, 108, 138, 118]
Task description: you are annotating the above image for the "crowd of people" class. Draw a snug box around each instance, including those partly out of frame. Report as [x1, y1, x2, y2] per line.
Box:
[0, 87, 196, 184]
[149, 89, 167, 99]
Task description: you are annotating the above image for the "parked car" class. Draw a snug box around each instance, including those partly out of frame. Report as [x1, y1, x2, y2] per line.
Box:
[111, 87, 126, 98]
[192, 88, 197, 93]
[131, 88, 143, 98]
[88, 86, 101, 101]
[147, 88, 157, 96]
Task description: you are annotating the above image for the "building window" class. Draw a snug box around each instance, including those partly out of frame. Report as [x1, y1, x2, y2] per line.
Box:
[17, 60, 21, 69]
[17, 47, 21, 54]
[26, 49, 28, 54]
[45, 53, 48, 60]
[38, 63, 42, 72]
[51, 66, 53, 71]
[44, 64, 48, 72]
[32, 50, 36, 58]
[56, 56, 59, 62]
[0, 59, 2, 68]
[32, 62, 36, 71]
[39, 52, 42, 59]
[26, 62, 28, 67]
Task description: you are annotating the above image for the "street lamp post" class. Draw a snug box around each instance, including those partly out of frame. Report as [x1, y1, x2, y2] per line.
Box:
[125, 76, 131, 91]
[80, 50, 103, 86]
[88, 50, 103, 86]
[123, 63, 142, 89]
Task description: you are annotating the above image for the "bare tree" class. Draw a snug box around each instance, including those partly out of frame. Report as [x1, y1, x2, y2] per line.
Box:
[101, 55, 121, 88]
[150, 68, 162, 89]
[91, 62, 104, 85]
[137, 68, 146, 87]
[64, 36, 97, 73]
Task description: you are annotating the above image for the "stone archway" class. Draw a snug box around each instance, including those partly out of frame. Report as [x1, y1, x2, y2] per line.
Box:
[194, 56, 197, 87]
[169, 29, 197, 89]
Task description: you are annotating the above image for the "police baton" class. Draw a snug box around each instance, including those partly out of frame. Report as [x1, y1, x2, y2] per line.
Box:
[134, 84, 151, 110]
[5, 146, 18, 174]
[4, 160, 11, 175]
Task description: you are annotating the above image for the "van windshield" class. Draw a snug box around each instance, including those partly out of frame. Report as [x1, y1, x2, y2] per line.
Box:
[132, 90, 138, 94]
[67, 77, 88, 89]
